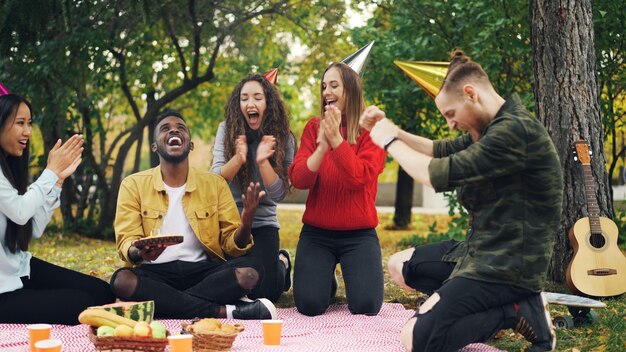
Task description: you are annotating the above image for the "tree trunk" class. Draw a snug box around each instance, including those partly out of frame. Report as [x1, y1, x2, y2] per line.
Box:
[393, 166, 414, 229]
[531, 0, 613, 284]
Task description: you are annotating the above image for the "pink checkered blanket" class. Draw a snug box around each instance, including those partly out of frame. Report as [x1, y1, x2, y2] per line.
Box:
[0, 303, 500, 351]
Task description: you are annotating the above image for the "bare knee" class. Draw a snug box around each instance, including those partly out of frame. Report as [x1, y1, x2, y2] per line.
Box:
[388, 248, 414, 290]
[401, 317, 417, 351]
[418, 292, 440, 314]
[235, 267, 259, 290]
[110, 269, 138, 300]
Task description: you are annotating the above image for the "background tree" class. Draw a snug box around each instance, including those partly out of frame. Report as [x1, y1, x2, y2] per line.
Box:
[0, 0, 353, 239]
[531, 0, 613, 283]
[354, 0, 532, 227]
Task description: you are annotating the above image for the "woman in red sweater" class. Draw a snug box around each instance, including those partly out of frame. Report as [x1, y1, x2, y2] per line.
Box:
[289, 62, 386, 316]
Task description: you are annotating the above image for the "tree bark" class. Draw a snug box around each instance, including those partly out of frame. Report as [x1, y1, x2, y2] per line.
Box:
[531, 0, 613, 284]
[393, 166, 414, 228]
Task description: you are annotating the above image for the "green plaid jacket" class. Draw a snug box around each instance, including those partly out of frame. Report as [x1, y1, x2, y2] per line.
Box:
[428, 93, 563, 292]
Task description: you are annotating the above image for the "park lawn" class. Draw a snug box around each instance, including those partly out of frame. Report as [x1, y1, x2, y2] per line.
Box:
[31, 209, 625, 351]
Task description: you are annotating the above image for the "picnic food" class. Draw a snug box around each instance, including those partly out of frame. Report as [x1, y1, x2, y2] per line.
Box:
[182, 319, 244, 351]
[96, 326, 115, 337]
[79, 308, 139, 328]
[133, 235, 184, 248]
[186, 318, 240, 334]
[150, 321, 167, 338]
[90, 300, 155, 323]
[133, 322, 152, 337]
[114, 324, 134, 337]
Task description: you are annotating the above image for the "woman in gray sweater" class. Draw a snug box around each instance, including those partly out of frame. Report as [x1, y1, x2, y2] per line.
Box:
[211, 74, 296, 302]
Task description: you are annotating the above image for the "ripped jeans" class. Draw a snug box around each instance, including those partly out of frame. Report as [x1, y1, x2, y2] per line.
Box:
[411, 277, 533, 352]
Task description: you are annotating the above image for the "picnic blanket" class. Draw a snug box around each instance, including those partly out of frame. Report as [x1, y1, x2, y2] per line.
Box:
[0, 303, 501, 351]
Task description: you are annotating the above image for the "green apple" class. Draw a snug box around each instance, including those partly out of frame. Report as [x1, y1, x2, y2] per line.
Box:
[96, 325, 115, 337]
[150, 321, 167, 338]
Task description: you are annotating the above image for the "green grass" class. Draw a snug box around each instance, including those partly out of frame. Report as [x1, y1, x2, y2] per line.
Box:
[31, 210, 626, 351]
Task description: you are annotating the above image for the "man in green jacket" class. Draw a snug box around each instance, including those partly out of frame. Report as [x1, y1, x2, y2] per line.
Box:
[361, 50, 563, 352]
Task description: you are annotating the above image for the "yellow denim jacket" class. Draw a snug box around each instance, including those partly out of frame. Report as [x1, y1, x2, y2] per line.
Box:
[115, 166, 253, 264]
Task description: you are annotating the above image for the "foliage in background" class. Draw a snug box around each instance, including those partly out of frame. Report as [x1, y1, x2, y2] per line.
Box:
[397, 191, 468, 248]
[0, 0, 356, 238]
[350, 0, 533, 227]
[594, 0, 626, 187]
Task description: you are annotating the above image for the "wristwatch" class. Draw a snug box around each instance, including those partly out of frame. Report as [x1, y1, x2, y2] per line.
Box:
[383, 136, 398, 151]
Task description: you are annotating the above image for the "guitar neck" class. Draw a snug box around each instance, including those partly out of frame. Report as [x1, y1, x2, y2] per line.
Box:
[582, 164, 601, 234]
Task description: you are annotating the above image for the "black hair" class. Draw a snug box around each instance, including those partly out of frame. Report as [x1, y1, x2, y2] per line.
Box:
[153, 109, 186, 139]
[0, 94, 34, 253]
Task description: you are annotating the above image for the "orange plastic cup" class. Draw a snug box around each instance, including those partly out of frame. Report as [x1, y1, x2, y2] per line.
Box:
[262, 320, 283, 345]
[167, 334, 193, 352]
[27, 324, 51, 352]
[34, 339, 62, 352]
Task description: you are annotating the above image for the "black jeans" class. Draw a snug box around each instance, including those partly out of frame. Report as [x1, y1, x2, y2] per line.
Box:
[110, 257, 263, 319]
[403, 241, 533, 352]
[244, 226, 286, 302]
[293, 224, 384, 316]
[0, 257, 114, 325]
[402, 240, 457, 295]
[412, 277, 532, 352]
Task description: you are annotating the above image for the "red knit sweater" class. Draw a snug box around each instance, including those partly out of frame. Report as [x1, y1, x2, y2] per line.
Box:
[289, 117, 386, 231]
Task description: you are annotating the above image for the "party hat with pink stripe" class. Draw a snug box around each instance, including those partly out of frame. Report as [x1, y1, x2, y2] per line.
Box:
[0, 83, 10, 96]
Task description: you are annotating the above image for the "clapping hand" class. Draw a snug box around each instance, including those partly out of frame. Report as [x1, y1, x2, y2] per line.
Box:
[256, 135, 276, 164]
[322, 105, 343, 148]
[235, 135, 248, 165]
[316, 119, 330, 153]
[47, 134, 84, 185]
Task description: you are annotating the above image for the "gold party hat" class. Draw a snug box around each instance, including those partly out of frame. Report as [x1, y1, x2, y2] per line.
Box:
[394, 61, 449, 98]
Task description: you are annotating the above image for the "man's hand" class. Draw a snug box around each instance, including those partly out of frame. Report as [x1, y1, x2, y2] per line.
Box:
[128, 243, 167, 262]
[241, 182, 266, 223]
[370, 118, 400, 148]
[359, 105, 386, 131]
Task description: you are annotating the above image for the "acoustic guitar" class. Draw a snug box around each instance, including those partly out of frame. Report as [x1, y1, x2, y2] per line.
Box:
[566, 139, 626, 297]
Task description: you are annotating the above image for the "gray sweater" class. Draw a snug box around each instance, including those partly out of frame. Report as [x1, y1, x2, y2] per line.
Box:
[210, 121, 295, 229]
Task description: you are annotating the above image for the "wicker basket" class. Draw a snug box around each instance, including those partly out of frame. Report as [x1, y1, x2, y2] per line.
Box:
[181, 321, 244, 352]
[88, 326, 168, 352]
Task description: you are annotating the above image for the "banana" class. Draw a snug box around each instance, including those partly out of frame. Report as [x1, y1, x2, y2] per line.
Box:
[79, 308, 139, 328]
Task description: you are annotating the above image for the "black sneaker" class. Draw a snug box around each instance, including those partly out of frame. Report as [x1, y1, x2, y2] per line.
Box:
[232, 298, 278, 320]
[279, 249, 292, 292]
[514, 293, 556, 351]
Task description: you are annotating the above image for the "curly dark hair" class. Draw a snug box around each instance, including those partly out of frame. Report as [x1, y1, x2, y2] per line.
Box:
[222, 74, 296, 194]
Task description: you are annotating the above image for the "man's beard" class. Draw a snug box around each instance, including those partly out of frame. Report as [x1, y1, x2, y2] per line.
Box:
[156, 144, 190, 164]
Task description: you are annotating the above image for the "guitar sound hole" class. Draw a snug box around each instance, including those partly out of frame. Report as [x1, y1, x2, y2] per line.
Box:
[589, 233, 606, 249]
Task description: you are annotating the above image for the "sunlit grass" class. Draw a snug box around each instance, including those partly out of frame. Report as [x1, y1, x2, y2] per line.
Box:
[31, 209, 626, 351]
